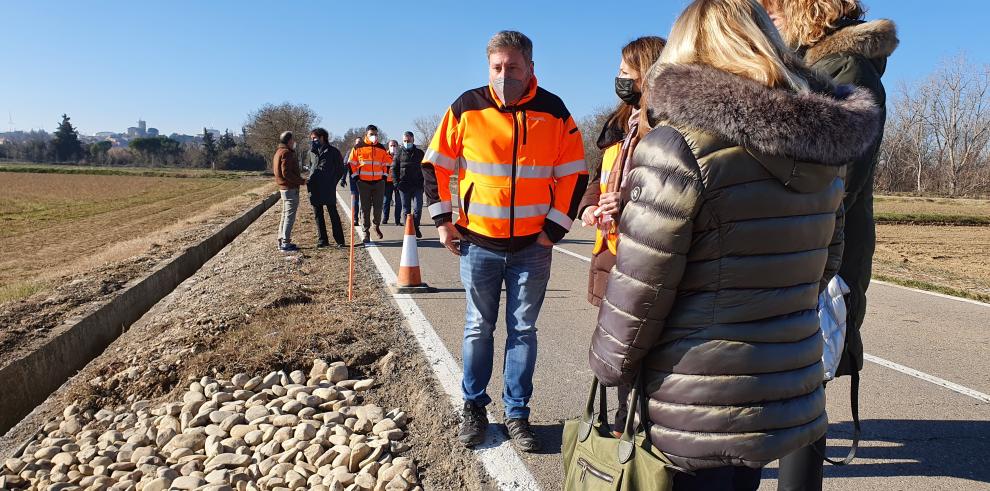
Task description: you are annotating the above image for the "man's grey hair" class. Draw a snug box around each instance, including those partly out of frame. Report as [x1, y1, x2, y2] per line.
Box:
[279, 131, 293, 145]
[487, 30, 533, 62]
[403, 131, 414, 139]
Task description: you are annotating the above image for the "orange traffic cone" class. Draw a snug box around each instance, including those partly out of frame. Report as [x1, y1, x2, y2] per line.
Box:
[390, 214, 435, 293]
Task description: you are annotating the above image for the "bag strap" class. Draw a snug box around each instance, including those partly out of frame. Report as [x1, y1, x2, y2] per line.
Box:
[579, 377, 611, 442]
[817, 368, 861, 465]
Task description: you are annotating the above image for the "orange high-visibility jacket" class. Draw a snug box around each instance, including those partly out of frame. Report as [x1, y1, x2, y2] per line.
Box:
[423, 77, 588, 251]
[348, 138, 393, 181]
[592, 142, 622, 256]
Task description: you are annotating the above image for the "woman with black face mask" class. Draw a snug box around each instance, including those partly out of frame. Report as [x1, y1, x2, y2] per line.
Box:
[577, 35, 665, 434]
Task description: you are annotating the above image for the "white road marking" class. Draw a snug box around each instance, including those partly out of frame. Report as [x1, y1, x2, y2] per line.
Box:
[551, 243, 990, 404]
[336, 192, 542, 490]
[864, 354, 990, 403]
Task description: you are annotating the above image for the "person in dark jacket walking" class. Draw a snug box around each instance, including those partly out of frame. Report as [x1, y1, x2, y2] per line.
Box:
[393, 131, 425, 238]
[577, 35, 665, 436]
[588, 0, 879, 488]
[383, 140, 403, 225]
[307, 128, 347, 247]
[273, 131, 306, 253]
[760, 1, 897, 488]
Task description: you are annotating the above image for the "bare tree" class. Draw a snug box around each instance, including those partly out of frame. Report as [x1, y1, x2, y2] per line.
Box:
[578, 105, 617, 176]
[243, 102, 320, 168]
[922, 55, 990, 195]
[412, 114, 443, 146]
[879, 54, 990, 196]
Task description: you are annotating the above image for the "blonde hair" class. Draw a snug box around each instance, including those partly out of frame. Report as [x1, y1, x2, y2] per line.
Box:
[659, 0, 809, 91]
[762, 0, 865, 47]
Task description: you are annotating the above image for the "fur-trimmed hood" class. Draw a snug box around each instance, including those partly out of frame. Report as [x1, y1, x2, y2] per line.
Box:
[805, 19, 899, 66]
[643, 63, 880, 167]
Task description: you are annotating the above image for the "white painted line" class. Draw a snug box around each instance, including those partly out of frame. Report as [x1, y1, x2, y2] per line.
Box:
[552, 245, 591, 263]
[552, 242, 990, 404]
[336, 192, 542, 491]
[864, 354, 990, 403]
[871, 279, 990, 308]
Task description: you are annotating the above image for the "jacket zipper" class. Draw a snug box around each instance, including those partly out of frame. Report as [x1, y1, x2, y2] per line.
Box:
[509, 109, 519, 240]
[577, 458, 614, 484]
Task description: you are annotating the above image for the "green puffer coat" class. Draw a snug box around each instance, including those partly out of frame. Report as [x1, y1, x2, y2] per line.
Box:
[589, 62, 880, 471]
[803, 19, 898, 377]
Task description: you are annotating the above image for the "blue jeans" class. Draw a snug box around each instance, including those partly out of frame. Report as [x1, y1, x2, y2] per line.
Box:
[383, 182, 401, 223]
[459, 240, 553, 419]
[399, 187, 424, 227]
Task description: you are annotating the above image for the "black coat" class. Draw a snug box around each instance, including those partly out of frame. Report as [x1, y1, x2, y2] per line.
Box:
[803, 18, 898, 376]
[306, 144, 347, 205]
[391, 145, 425, 191]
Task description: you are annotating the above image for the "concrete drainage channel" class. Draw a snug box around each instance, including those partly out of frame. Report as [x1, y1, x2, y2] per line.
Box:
[0, 192, 280, 436]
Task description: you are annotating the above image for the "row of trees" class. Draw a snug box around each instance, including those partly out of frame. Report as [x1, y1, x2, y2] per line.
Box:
[878, 55, 990, 196]
[0, 115, 267, 170]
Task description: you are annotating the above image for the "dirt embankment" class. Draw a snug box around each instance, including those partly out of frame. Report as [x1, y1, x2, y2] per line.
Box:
[1, 202, 489, 489]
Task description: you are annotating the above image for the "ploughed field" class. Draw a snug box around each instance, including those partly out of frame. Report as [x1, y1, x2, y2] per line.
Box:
[0, 169, 274, 360]
[873, 195, 990, 302]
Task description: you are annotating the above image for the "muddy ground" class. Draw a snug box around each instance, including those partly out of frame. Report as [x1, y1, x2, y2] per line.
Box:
[0, 199, 490, 490]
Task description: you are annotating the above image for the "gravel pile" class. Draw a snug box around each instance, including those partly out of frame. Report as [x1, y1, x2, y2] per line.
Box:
[1, 359, 422, 491]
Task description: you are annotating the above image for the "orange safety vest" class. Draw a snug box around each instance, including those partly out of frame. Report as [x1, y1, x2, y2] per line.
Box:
[348, 138, 392, 181]
[592, 142, 622, 256]
[423, 76, 588, 250]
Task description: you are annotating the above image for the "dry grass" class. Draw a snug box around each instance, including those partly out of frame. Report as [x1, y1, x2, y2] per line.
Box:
[875, 195, 990, 218]
[0, 171, 273, 303]
[874, 224, 990, 302]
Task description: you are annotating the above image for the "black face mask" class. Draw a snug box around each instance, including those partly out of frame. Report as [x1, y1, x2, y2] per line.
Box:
[614, 77, 641, 107]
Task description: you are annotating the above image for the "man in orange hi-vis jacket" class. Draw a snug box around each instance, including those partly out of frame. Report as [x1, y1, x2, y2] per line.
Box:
[348, 125, 392, 241]
[423, 30, 588, 452]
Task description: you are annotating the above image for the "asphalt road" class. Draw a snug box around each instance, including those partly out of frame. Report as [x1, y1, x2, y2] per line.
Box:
[344, 196, 989, 490]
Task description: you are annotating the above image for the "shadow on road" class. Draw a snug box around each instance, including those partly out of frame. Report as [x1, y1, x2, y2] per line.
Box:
[762, 419, 990, 485]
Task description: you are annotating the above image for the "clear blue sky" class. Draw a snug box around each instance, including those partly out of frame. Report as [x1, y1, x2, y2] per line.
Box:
[1, 0, 986, 139]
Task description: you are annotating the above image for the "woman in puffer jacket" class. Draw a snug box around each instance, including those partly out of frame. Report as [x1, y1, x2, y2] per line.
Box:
[578, 35, 665, 436]
[588, 0, 879, 489]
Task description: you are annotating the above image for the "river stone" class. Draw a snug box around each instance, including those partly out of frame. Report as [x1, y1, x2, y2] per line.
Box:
[272, 415, 299, 427]
[172, 475, 207, 489]
[209, 453, 251, 469]
[245, 406, 268, 423]
[294, 423, 317, 441]
[230, 424, 256, 440]
[166, 432, 207, 452]
[231, 373, 251, 389]
[326, 365, 348, 383]
[244, 376, 263, 391]
[353, 379, 374, 392]
[4, 458, 26, 474]
[289, 370, 306, 385]
[143, 477, 171, 491]
[310, 359, 329, 379]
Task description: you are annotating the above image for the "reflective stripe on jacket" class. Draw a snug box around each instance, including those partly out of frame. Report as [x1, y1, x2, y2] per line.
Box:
[348, 138, 393, 181]
[422, 76, 588, 251]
